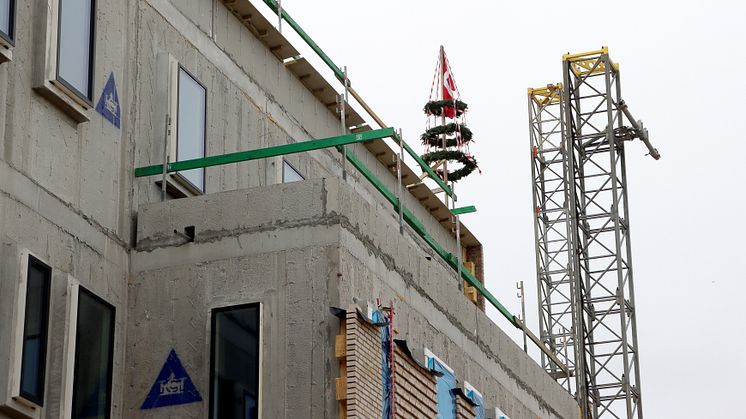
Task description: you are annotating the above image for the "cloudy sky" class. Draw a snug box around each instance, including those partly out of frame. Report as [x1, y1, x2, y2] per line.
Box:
[259, 1, 745, 416]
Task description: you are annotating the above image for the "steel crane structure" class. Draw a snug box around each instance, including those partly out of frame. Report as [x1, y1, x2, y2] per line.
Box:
[528, 48, 659, 419]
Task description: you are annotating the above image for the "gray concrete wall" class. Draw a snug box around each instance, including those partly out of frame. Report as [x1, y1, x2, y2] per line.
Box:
[131, 179, 579, 419]
[0, 0, 579, 417]
[0, 0, 135, 416]
[132, 0, 457, 253]
[131, 180, 342, 418]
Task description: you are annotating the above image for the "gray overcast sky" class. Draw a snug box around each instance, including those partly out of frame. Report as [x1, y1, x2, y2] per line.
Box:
[262, 1, 745, 416]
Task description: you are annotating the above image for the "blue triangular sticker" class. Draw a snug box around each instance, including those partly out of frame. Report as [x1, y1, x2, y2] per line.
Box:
[140, 349, 202, 410]
[95, 72, 121, 128]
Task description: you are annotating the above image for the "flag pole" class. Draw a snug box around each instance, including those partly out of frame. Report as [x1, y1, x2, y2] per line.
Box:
[440, 45, 449, 209]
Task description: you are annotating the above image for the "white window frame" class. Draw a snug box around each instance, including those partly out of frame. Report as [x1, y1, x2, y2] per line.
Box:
[33, 0, 96, 122]
[423, 348, 454, 374]
[0, 0, 16, 62]
[58, 276, 80, 419]
[491, 407, 510, 419]
[208, 302, 263, 419]
[161, 55, 207, 196]
[0, 249, 50, 419]
[58, 278, 115, 419]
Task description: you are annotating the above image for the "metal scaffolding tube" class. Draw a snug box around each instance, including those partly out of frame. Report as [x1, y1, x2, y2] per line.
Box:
[134, 128, 396, 178]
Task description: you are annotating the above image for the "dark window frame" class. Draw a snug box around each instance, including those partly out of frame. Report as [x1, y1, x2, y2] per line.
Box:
[55, 0, 96, 104]
[209, 302, 261, 419]
[175, 64, 207, 193]
[71, 286, 115, 419]
[18, 255, 52, 406]
[0, 0, 16, 45]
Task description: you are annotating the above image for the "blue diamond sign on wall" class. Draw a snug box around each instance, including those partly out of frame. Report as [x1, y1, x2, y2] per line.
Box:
[140, 349, 202, 410]
[95, 72, 121, 128]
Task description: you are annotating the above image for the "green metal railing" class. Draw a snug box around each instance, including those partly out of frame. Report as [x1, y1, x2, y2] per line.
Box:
[135, 0, 571, 373]
[135, 128, 395, 178]
[135, 128, 514, 325]
[135, 127, 567, 374]
[261, 0, 456, 200]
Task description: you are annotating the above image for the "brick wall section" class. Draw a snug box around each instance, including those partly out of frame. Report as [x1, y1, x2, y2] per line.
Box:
[466, 244, 486, 311]
[456, 392, 476, 419]
[392, 345, 438, 418]
[345, 310, 383, 418]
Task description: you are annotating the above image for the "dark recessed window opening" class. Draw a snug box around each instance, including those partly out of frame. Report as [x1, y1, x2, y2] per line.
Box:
[0, 0, 15, 42]
[57, 0, 96, 101]
[210, 304, 260, 419]
[176, 66, 206, 192]
[71, 288, 114, 419]
[19, 256, 52, 405]
[282, 160, 304, 183]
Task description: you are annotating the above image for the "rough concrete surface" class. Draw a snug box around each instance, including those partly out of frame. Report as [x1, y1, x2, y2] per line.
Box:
[130, 179, 579, 418]
[0, 0, 580, 417]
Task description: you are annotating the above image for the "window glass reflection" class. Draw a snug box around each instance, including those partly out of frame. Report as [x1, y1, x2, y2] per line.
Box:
[177, 67, 206, 191]
[0, 0, 12, 39]
[211, 305, 260, 419]
[20, 257, 51, 405]
[282, 160, 304, 183]
[58, 0, 93, 98]
[72, 289, 114, 419]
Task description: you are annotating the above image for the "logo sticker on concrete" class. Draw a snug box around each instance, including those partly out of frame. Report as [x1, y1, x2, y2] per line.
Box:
[95, 72, 121, 128]
[140, 349, 202, 410]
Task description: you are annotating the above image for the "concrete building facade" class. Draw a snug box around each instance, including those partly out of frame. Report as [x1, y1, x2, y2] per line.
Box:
[0, 0, 580, 418]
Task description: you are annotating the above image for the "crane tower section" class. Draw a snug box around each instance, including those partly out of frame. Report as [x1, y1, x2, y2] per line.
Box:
[527, 84, 579, 394]
[529, 48, 658, 419]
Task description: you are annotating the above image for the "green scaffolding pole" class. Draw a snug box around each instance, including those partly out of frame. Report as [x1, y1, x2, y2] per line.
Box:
[339, 145, 517, 326]
[261, 0, 456, 202]
[134, 128, 395, 178]
[134, 132, 570, 373]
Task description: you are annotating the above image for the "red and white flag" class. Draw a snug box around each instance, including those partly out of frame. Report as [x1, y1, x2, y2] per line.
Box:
[441, 50, 458, 118]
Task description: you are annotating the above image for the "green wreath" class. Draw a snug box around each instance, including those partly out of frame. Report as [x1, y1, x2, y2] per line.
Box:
[421, 150, 478, 182]
[423, 100, 469, 117]
[420, 123, 473, 147]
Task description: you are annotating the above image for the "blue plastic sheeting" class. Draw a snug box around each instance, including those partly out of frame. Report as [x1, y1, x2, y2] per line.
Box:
[372, 311, 392, 419]
[467, 389, 486, 419]
[428, 357, 457, 419]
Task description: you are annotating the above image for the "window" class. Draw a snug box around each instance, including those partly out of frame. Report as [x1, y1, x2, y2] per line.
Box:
[282, 160, 304, 183]
[0, 0, 14, 43]
[210, 304, 260, 419]
[56, 0, 96, 101]
[19, 256, 52, 405]
[175, 66, 206, 192]
[71, 288, 114, 419]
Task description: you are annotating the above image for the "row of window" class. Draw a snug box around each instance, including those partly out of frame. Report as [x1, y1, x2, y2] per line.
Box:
[0, 0, 304, 194]
[16, 255, 261, 419]
[426, 352, 488, 419]
[172, 66, 304, 194]
[0, 0, 96, 101]
[20, 255, 114, 417]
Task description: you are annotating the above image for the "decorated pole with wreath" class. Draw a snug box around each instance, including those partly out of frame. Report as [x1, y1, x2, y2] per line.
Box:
[422, 47, 479, 189]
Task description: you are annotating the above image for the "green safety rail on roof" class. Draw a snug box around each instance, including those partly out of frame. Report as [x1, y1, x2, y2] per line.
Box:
[134, 128, 572, 371]
[337, 145, 516, 326]
[261, 0, 456, 200]
[451, 205, 477, 216]
[263, 0, 345, 81]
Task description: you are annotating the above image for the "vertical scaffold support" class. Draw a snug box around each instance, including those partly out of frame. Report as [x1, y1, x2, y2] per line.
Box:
[527, 84, 583, 396]
[563, 48, 643, 419]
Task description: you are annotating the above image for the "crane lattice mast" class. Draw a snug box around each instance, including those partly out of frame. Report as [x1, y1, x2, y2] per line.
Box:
[528, 47, 658, 419]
